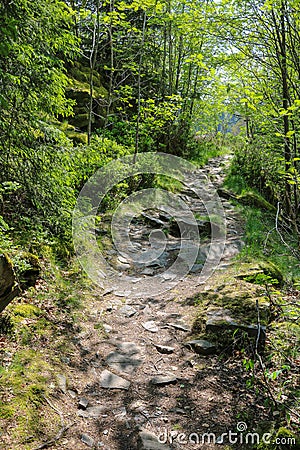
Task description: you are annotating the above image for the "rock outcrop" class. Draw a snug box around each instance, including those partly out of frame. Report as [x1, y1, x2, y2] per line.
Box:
[0, 252, 40, 313]
[0, 254, 20, 313]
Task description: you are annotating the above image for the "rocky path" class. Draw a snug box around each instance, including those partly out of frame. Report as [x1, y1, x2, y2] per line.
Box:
[52, 155, 271, 450]
[96, 154, 244, 298]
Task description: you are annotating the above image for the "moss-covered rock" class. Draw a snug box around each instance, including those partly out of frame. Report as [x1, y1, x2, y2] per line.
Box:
[68, 112, 89, 128]
[237, 191, 276, 211]
[11, 251, 40, 290]
[236, 261, 284, 286]
[12, 303, 42, 319]
[190, 262, 275, 351]
[65, 130, 88, 145]
[65, 62, 108, 131]
[69, 62, 106, 89]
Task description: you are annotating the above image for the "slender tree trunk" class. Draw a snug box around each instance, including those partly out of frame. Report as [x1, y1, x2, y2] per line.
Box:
[104, 0, 115, 129]
[162, 24, 167, 99]
[87, 0, 100, 145]
[175, 34, 183, 93]
[133, 11, 147, 164]
[167, 0, 173, 96]
[280, 2, 292, 214]
[189, 66, 199, 119]
[175, 4, 185, 93]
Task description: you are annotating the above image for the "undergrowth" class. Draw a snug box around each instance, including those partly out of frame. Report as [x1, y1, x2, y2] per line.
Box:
[224, 167, 300, 445]
[0, 247, 90, 449]
[224, 173, 300, 283]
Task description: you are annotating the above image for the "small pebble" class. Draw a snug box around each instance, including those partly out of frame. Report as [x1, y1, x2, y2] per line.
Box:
[78, 397, 89, 409]
[81, 433, 94, 447]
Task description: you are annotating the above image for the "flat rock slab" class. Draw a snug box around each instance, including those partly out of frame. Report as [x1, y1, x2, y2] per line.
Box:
[138, 430, 172, 450]
[106, 341, 144, 376]
[56, 374, 67, 394]
[141, 268, 155, 276]
[119, 305, 137, 317]
[117, 262, 131, 270]
[78, 406, 107, 418]
[142, 321, 159, 333]
[118, 255, 130, 264]
[190, 263, 203, 273]
[141, 213, 166, 227]
[78, 397, 89, 409]
[185, 339, 216, 355]
[117, 341, 142, 354]
[99, 369, 130, 390]
[114, 290, 132, 297]
[159, 273, 177, 281]
[151, 374, 177, 386]
[206, 309, 266, 344]
[106, 351, 143, 374]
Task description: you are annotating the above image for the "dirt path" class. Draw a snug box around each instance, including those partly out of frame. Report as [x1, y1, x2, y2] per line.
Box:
[49, 155, 272, 450]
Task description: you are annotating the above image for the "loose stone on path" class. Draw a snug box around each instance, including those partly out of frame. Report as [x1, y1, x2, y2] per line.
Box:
[185, 339, 217, 355]
[56, 374, 67, 394]
[138, 430, 173, 450]
[78, 397, 89, 409]
[166, 322, 190, 332]
[99, 369, 130, 390]
[151, 374, 177, 385]
[78, 406, 107, 418]
[142, 320, 159, 333]
[119, 305, 137, 317]
[106, 342, 143, 374]
[154, 344, 175, 354]
[81, 434, 95, 448]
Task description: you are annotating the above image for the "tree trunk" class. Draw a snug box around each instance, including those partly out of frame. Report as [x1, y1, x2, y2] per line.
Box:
[133, 11, 147, 164]
[87, 0, 100, 145]
[104, 0, 115, 130]
[280, 2, 292, 214]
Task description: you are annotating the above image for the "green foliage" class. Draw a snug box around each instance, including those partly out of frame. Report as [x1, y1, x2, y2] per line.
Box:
[186, 137, 230, 167]
[154, 175, 183, 193]
[0, 130, 131, 246]
[228, 141, 283, 204]
[225, 164, 300, 282]
[221, 0, 300, 219]
[255, 427, 300, 450]
[234, 204, 299, 281]
[0, 0, 81, 244]
[0, 0, 78, 148]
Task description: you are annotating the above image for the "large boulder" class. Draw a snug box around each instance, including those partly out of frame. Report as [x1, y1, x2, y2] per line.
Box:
[0, 252, 40, 313]
[66, 62, 108, 131]
[190, 262, 276, 351]
[237, 192, 276, 211]
[0, 254, 19, 313]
